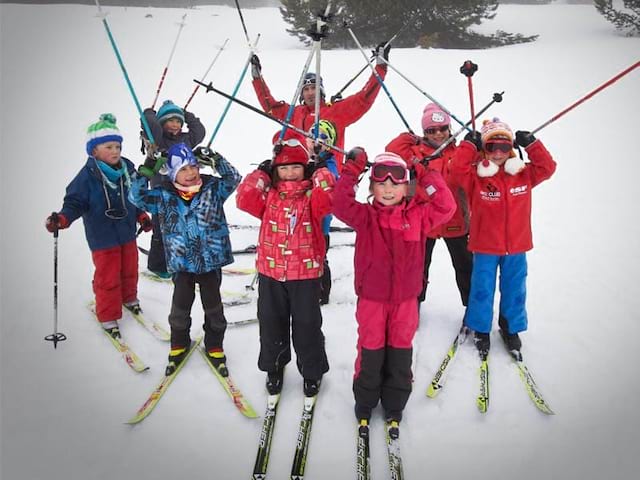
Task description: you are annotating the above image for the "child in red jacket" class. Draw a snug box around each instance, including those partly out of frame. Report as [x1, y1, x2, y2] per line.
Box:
[332, 149, 455, 431]
[450, 118, 556, 357]
[235, 130, 335, 398]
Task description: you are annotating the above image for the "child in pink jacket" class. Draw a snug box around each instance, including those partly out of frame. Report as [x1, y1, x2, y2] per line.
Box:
[332, 148, 455, 432]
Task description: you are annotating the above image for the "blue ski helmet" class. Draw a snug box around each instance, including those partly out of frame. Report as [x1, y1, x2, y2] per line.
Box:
[299, 73, 325, 103]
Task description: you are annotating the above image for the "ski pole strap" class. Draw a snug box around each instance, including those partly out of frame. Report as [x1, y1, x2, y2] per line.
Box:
[531, 60, 639, 135]
[347, 27, 413, 133]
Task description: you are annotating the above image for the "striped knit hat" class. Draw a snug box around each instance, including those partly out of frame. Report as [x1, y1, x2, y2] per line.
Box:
[86, 113, 123, 154]
[157, 100, 185, 125]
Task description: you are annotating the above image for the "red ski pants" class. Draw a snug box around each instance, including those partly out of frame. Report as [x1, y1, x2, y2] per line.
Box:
[91, 240, 138, 323]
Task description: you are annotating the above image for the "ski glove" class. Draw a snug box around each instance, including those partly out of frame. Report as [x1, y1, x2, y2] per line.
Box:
[45, 212, 69, 233]
[137, 212, 153, 233]
[515, 130, 536, 148]
[257, 159, 272, 176]
[464, 130, 483, 151]
[139, 151, 166, 179]
[193, 146, 222, 167]
[374, 41, 391, 66]
[343, 147, 368, 177]
[250, 54, 262, 80]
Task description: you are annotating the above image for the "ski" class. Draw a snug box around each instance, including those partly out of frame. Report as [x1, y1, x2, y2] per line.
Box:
[386, 420, 404, 480]
[290, 395, 318, 479]
[198, 347, 258, 418]
[126, 336, 203, 424]
[506, 350, 554, 415]
[252, 394, 281, 479]
[222, 266, 256, 276]
[426, 326, 469, 398]
[227, 317, 258, 328]
[123, 304, 170, 342]
[477, 352, 490, 413]
[232, 244, 257, 255]
[88, 302, 148, 373]
[356, 419, 371, 480]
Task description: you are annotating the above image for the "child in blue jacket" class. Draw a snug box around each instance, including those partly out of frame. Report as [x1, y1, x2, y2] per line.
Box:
[45, 114, 152, 339]
[129, 143, 242, 376]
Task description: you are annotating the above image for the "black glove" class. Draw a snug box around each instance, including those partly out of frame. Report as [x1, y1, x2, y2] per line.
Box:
[373, 41, 391, 66]
[193, 146, 222, 167]
[464, 130, 482, 151]
[343, 147, 368, 176]
[257, 159, 272, 176]
[250, 54, 262, 80]
[515, 130, 536, 148]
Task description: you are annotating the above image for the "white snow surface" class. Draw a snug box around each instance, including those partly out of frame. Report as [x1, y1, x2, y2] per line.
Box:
[1, 3, 639, 480]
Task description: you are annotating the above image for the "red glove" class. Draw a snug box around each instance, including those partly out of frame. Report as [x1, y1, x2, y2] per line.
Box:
[45, 212, 69, 233]
[137, 212, 153, 232]
[342, 147, 368, 177]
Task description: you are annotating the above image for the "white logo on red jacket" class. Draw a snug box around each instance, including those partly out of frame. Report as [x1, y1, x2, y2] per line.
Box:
[510, 185, 528, 196]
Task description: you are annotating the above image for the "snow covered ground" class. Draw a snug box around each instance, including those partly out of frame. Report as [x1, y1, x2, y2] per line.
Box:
[1, 2, 639, 479]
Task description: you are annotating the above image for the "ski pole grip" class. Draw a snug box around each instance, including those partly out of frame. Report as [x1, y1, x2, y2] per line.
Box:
[51, 211, 60, 238]
[493, 91, 504, 103]
[460, 60, 478, 77]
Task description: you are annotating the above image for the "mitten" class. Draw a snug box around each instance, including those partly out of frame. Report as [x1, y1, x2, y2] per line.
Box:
[257, 159, 272, 176]
[343, 147, 368, 177]
[515, 130, 536, 148]
[464, 130, 482, 151]
[250, 54, 262, 80]
[373, 41, 391, 66]
[137, 212, 153, 232]
[45, 212, 69, 233]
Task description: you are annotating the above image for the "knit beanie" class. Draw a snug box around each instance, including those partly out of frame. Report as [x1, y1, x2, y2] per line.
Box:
[157, 100, 185, 125]
[86, 113, 123, 154]
[421, 103, 451, 131]
[480, 117, 513, 145]
[299, 72, 325, 103]
[272, 130, 310, 166]
[166, 143, 198, 182]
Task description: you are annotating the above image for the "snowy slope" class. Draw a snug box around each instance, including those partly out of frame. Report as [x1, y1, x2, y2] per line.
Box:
[1, 3, 639, 480]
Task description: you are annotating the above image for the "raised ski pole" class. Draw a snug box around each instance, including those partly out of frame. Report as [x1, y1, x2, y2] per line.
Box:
[194, 80, 345, 155]
[531, 60, 640, 135]
[206, 34, 260, 148]
[330, 22, 408, 104]
[347, 26, 413, 133]
[44, 213, 67, 349]
[150, 13, 187, 110]
[277, 44, 316, 140]
[184, 38, 229, 110]
[378, 56, 471, 132]
[310, 4, 333, 145]
[460, 60, 479, 132]
[426, 91, 504, 160]
[94, 0, 155, 147]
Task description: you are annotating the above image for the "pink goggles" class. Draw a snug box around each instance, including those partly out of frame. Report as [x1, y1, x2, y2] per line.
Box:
[370, 161, 410, 184]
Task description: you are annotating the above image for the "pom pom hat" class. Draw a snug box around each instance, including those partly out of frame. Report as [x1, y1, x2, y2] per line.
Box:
[86, 113, 123, 154]
[166, 143, 198, 182]
[421, 103, 451, 131]
[157, 100, 185, 125]
[272, 130, 310, 167]
[480, 118, 513, 145]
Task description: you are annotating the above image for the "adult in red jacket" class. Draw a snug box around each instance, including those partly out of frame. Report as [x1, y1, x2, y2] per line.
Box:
[450, 118, 556, 355]
[333, 149, 455, 424]
[236, 131, 335, 398]
[249, 47, 389, 169]
[386, 103, 472, 311]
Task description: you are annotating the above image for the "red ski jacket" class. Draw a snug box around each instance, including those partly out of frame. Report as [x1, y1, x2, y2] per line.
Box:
[252, 65, 387, 169]
[332, 166, 456, 303]
[386, 132, 469, 239]
[236, 167, 334, 281]
[449, 140, 556, 255]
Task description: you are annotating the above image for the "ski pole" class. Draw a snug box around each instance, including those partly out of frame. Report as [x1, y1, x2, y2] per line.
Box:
[234, 0, 251, 43]
[347, 27, 413, 133]
[531, 60, 639, 135]
[426, 91, 504, 161]
[194, 79, 345, 155]
[184, 38, 229, 110]
[44, 213, 67, 349]
[206, 34, 260, 148]
[150, 13, 187, 110]
[330, 22, 408, 104]
[378, 56, 471, 132]
[460, 60, 479, 131]
[311, 4, 333, 145]
[94, 0, 155, 146]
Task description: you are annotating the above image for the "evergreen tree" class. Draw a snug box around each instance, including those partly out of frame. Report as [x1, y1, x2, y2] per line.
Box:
[279, 0, 538, 49]
[594, 0, 640, 36]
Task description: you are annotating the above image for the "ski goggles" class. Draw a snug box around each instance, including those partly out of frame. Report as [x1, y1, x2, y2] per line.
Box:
[276, 138, 310, 155]
[484, 141, 513, 153]
[370, 161, 410, 184]
[424, 125, 450, 135]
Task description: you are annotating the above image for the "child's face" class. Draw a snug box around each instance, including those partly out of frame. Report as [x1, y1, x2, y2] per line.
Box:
[174, 164, 201, 187]
[484, 144, 512, 167]
[276, 164, 305, 182]
[371, 178, 408, 206]
[423, 125, 450, 147]
[162, 118, 183, 136]
[93, 141, 122, 166]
